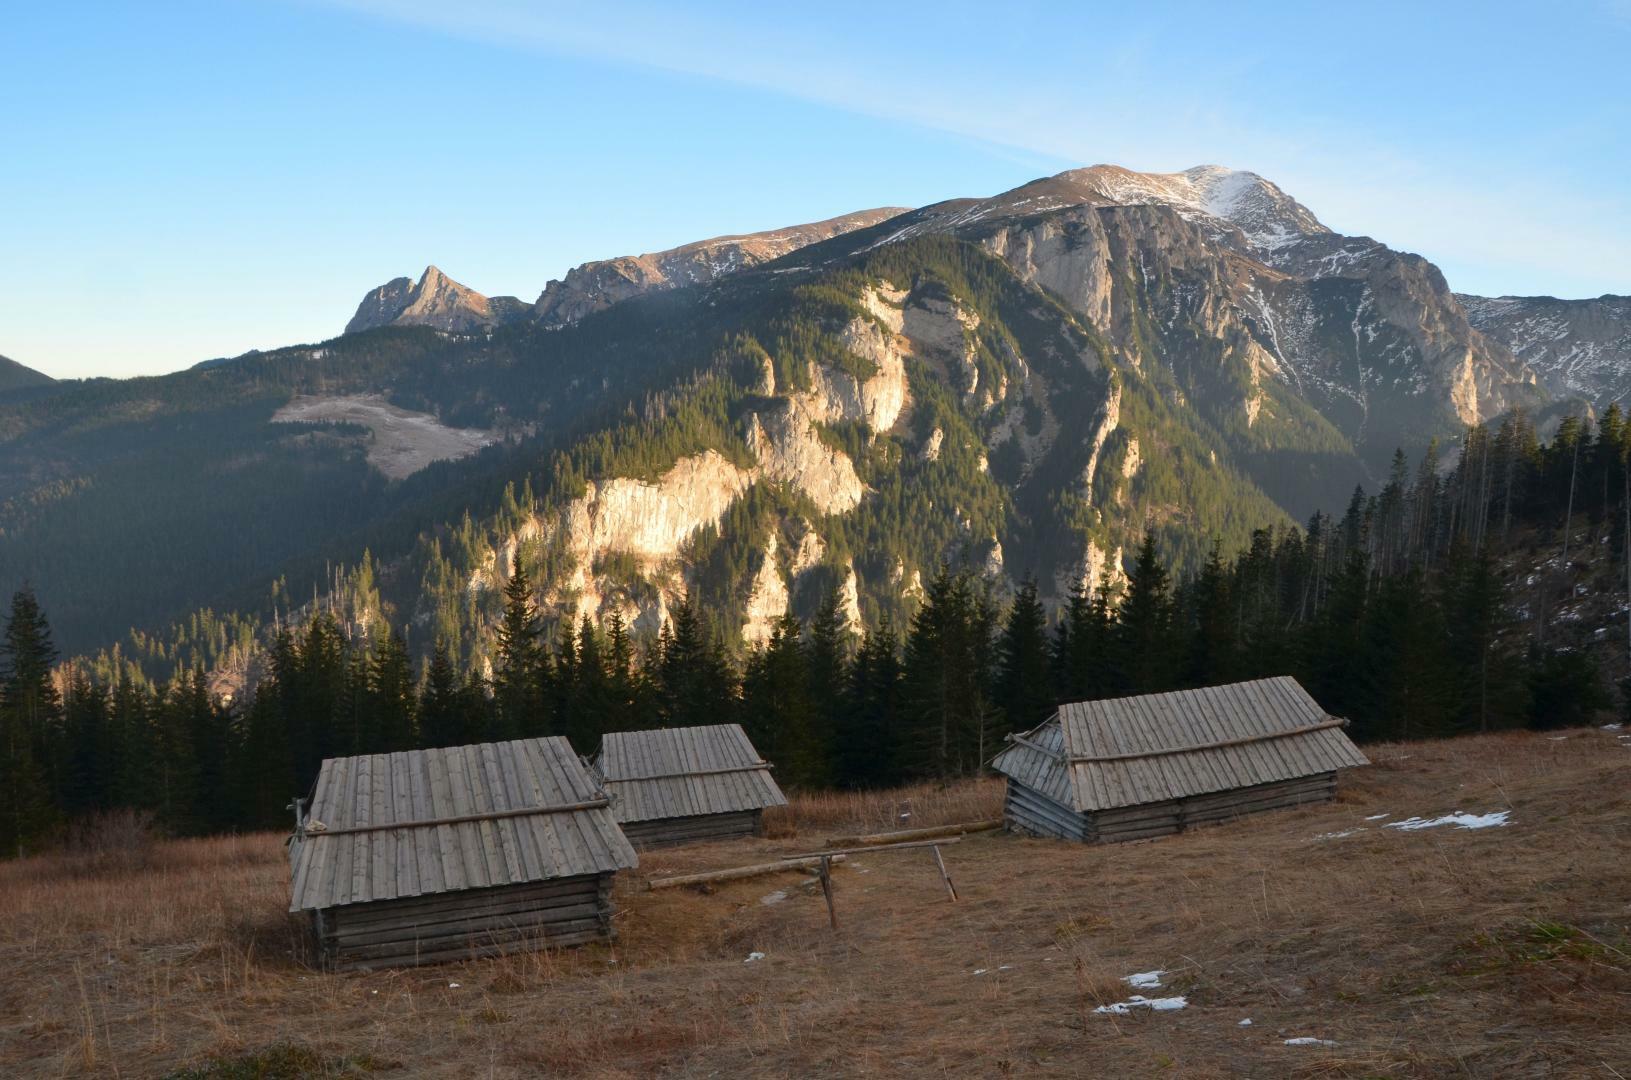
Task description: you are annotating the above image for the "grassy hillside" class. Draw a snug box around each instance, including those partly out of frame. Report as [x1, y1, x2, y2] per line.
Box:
[2, 727, 1625, 1077]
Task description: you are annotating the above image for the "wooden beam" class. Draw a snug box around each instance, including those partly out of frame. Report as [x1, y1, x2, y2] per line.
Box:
[785, 837, 964, 860]
[1066, 718, 1350, 764]
[825, 819, 1001, 848]
[1002, 732, 1064, 760]
[303, 799, 610, 838]
[646, 854, 846, 890]
[931, 844, 957, 902]
[818, 855, 838, 930]
[604, 762, 774, 783]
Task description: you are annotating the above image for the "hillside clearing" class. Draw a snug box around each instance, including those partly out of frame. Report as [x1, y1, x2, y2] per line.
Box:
[272, 394, 499, 480]
[0, 730, 1626, 1077]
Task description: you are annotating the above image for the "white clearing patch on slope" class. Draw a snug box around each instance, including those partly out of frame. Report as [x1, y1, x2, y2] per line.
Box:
[273, 394, 498, 480]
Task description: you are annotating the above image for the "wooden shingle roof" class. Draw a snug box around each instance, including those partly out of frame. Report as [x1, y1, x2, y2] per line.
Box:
[594, 724, 787, 824]
[992, 676, 1369, 812]
[288, 737, 637, 913]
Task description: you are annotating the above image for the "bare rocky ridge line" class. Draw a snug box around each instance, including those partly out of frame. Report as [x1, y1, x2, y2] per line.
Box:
[343, 208, 906, 336]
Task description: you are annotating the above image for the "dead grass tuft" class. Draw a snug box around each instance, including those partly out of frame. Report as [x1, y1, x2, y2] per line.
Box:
[763, 777, 1002, 837]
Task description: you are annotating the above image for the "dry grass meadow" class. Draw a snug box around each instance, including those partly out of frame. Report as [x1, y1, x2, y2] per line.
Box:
[1, 728, 1628, 1078]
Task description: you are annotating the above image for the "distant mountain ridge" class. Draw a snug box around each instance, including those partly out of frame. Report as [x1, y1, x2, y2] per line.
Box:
[344, 209, 905, 336]
[2, 159, 1606, 673]
[531, 208, 906, 326]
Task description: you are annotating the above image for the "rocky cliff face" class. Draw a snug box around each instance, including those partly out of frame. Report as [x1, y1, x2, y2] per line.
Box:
[876, 168, 1541, 460]
[532, 208, 906, 326]
[344, 265, 529, 334]
[1459, 294, 1631, 407]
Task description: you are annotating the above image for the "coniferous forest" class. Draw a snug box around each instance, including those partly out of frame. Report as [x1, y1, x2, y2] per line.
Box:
[2, 407, 1628, 857]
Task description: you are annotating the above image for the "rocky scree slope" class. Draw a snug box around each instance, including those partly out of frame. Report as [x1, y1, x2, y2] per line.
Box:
[1459, 293, 1631, 408]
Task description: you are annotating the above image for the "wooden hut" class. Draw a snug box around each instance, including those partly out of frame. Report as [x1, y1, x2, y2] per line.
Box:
[992, 677, 1368, 844]
[288, 737, 637, 970]
[593, 724, 788, 848]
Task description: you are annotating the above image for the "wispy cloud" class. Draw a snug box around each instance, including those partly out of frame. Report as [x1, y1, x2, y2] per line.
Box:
[310, 0, 1627, 296]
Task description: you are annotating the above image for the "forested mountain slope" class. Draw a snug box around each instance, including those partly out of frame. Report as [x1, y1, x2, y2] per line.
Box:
[0, 165, 1572, 673]
[0, 354, 54, 395]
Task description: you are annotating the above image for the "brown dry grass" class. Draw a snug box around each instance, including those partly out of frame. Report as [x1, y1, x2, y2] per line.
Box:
[1, 731, 1628, 1077]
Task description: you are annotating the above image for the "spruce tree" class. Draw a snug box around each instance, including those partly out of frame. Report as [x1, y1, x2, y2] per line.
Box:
[1, 588, 64, 853]
[995, 577, 1052, 731]
[368, 630, 417, 752]
[418, 640, 463, 749]
[1111, 532, 1176, 694]
[1185, 540, 1235, 687]
[805, 588, 851, 775]
[493, 555, 545, 737]
[839, 617, 903, 787]
[741, 612, 819, 787]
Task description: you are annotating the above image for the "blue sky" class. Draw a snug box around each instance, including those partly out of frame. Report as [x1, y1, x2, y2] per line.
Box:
[4, 1, 1627, 379]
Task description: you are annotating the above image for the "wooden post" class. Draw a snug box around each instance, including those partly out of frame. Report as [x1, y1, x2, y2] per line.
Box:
[818, 855, 838, 930]
[930, 843, 958, 902]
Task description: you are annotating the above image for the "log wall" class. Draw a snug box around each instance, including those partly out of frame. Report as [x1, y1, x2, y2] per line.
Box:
[1004, 772, 1338, 845]
[1003, 779, 1089, 841]
[619, 809, 762, 849]
[315, 872, 615, 970]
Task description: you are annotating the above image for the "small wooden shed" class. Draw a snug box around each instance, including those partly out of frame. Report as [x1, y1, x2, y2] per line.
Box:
[288, 737, 637, 970]
[593, 724, 788, 848]
[992, 676, 1369, 844]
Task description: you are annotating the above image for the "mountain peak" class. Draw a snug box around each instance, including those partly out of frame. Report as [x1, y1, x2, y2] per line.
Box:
[344, 265, 527, 335]
[1036, 164, 1330, 253]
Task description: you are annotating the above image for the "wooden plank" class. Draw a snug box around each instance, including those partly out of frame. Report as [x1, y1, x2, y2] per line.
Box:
[786, 837, 963, 859]
[405, 750, 442, 897]
[425, 746, 466, 893]
[348, 753, 373, 907]
[825, 820, 1002, 847]
[442, 745, 489, 889]
[478, 741, 525, 885]
[519, 740, 577, 879]
[647, 855, 847, 890]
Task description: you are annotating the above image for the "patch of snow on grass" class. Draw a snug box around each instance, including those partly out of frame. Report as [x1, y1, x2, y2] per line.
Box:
[1603, 723, 1624, 731]
[759, 890, 787, 906]
[1123, 970, 1165, 989]
[1284, 1037, 1337, 1047]
[744, 952, 765, 963]
[1384, 810, 1510, 831]
[1094, 995, 1187, 1015]
[1364, 813, 1390, 821]
[1238, 1018, 1252, 1026]
[1314, 828, 1362, 840]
